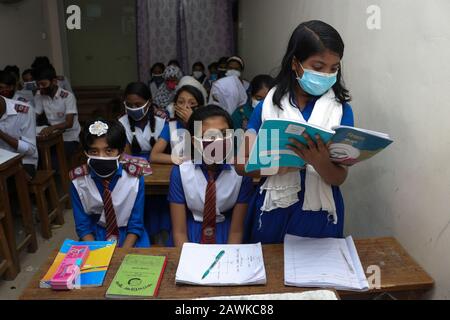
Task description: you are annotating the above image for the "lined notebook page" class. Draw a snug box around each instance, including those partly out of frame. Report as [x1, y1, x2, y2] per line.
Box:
[284, 235, 369, 291]
[176, 243, 266, 286]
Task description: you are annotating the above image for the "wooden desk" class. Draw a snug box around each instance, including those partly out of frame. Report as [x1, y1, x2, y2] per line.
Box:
[0, 154, 38, 280]
[19, 238, 433, 300]
[37, 131, 70, 209]
[144, 164, 173, 195]
[144, 164, 260, 195]
[0, 196, 13, 279]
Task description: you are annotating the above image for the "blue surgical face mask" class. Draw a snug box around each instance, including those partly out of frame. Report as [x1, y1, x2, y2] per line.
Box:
[296, 64, 338, 96]
[125, 101, 150, 121]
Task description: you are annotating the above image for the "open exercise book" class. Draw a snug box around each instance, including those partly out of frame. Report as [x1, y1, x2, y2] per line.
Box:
[175, 243, 266, 286]
[284, 234, 369, 291]
[245, 118, 393, 172]
[0, 149, 19, 166]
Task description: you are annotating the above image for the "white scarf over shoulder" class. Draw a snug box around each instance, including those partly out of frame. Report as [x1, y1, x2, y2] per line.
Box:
[260, 87, 343, 224]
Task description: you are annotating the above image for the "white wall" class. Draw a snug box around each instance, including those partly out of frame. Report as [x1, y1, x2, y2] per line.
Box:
[239, 0, 450, 299]
[0, 0, 66, 75]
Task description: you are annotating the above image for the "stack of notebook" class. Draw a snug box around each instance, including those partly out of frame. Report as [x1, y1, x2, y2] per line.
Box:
[284, 234, 369, 291]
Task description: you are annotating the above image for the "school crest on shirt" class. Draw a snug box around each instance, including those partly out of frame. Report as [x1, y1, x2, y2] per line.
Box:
[59, 90, 69, 99]
[122, 161, 145, 177]
[69, 165, 89, 180]
[14, 104, 29, 114]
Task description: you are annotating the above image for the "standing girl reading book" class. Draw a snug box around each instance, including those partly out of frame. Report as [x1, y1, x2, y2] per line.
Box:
[168, 106, 253, 247]
[70, 119, 150, 248]
[236, 20, 354, 243]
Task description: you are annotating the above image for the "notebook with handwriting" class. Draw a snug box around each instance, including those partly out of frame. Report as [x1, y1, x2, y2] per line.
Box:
[284, 234, 369, 291]
[175, 243, 267, 286]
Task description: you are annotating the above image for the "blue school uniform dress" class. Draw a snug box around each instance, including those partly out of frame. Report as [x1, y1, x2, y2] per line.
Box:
[167, 162, 254, 245]
[245, 95, 354, 244]
[119, 115, 168, 239]
[70, 163, 150, 248]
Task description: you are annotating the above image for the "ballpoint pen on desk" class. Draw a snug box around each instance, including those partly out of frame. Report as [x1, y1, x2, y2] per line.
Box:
[201, 250, 225, 280]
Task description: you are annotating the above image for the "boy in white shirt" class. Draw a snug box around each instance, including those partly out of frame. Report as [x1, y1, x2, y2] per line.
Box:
[34, 66, 81, 156]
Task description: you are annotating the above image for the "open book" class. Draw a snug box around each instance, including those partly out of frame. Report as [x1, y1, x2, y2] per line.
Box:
[175, 243, 266, 286]
[245, 118, 393, 172]
[284, 234, 369, 292]
[0, 149, 19, 166]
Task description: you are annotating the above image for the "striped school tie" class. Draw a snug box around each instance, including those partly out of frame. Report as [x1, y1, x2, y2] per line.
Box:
[101, 179, 119, 242]
[201, 170, 216, 244]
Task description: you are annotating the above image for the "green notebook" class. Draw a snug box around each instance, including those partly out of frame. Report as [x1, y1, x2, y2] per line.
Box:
[106, 254, 167, 299]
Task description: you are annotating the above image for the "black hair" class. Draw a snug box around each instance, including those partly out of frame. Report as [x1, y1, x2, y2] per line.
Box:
[124, 82, 157, 154]
[273, 20, 351, 108]
[168, 59, 181, 68]
[150, 63, 165, 74]
[0, 71, 17, 86]
[31, 56, 51, 69]
[33, 65, 57, 81]
[3, 66, 20, 81]
[208, 62, 218, 71]
[218, 57, 229, 66]
[192, 62, 205, 71]
[187, 104, 234, 136]
[22, 69, 33, 77]
[81, 118, 127, 153]
[251, 75, 275, 97]
[174, 85, 205, 107]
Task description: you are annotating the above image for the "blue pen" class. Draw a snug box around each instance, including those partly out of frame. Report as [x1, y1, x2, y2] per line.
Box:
[202, 250, 225, 280]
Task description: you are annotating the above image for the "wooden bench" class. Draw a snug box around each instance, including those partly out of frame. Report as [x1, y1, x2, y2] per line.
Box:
[0, 154, 38, 280]
[0, 197, 13, 279]
[19, 238, 434, 300]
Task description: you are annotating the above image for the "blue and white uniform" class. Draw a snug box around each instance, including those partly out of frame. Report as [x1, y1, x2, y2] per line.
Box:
[70, 163, 150, 248]
[168, 161, 254, 245]
[245, 90, 354, 244]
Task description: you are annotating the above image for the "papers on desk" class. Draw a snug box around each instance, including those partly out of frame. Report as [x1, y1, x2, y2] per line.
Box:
[176, 243, 267, 286]
[195, 290, 338, 300]
[284, 234, 369, 292]
[0, 148, 19, 166]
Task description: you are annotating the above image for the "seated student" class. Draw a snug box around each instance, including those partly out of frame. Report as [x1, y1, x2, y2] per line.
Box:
[151, 80, 206, 164]
[153, 65, 184, 111]
[148, 63, 165, 98]
[208, 75, 248, 116]
[70, 119, 150, 248]
[31, 57, 73, 93]
[168, 105, 253, 247]
[236, 21, 354, 244]
[191, 62, 207, 85]
[203, 62, 219, 94]
[21, 69, 37, 93]
[34, 66, 81, 155]
[226, 56, 250, 92]
[0, 95, 38, 179]
[0, 71, 34, 107]
[217, 57, 229, 79]
[232, 75, 275, 130]
[119, 82, 166, 160]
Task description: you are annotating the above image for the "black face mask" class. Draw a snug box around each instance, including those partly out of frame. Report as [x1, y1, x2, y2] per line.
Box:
[87, 156, 119, 178]
[152, 76, 164, 86]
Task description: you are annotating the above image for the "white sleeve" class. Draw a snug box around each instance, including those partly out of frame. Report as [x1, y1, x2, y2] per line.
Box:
[18, 112, 37, 156]
[65, 93, 78, 115]
[34, 96, 44, 115]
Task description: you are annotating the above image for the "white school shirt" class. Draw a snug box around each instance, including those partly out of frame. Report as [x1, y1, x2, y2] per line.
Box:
[118, 115, 166, 153]
[13, 91, 35, 108]
[71, 169, 140, 228]
[34, 87, 81, 142]
[179, 162, 243, 223]
[0, 97, 38, 167]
